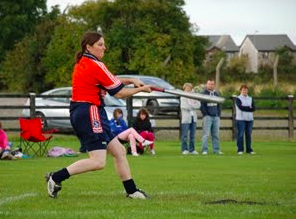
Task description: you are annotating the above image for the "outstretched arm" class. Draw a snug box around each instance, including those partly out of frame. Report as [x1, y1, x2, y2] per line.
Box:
[119, 78, 145, 87]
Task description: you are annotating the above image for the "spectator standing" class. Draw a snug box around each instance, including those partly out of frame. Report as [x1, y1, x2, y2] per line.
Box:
[180, 83, 200, 155]
[236, 84, 256, 155]
[200, 79, 223, 155]
[133, 108, 155, 155]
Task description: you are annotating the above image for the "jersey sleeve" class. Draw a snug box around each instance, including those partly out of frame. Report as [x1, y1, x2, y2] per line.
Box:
[92, 61, 124, 96]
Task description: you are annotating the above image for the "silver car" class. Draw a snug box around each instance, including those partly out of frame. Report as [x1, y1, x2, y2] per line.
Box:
[22, 87, 134, 129]
[116, 75, 180, 115]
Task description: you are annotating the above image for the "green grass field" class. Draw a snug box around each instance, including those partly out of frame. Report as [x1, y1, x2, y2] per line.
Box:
[0, 137, 295, 219]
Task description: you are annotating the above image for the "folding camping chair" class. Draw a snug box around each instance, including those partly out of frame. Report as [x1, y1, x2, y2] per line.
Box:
[19, 118, 56, 157]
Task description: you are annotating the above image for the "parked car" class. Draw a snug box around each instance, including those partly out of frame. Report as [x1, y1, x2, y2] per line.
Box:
[116, 75, 180, 115]
[22, 87, 141, 129]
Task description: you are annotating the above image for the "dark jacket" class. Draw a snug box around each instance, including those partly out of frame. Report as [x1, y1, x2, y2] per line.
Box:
[200, 89, 221, 117]
[133, 118, 153, 133]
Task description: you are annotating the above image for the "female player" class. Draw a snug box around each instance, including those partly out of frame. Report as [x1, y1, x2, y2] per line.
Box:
[46, 32, 151, 199]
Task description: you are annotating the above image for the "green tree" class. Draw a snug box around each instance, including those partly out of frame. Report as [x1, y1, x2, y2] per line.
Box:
[276, 46, 296, 75]
[0, 7, 60, 92]
[204, 51, 226, 76]
[66, 0, 201, 87]
[0, 0, 47, 62]
[226, 54, 248, 79]
[42, 17, 88, 87]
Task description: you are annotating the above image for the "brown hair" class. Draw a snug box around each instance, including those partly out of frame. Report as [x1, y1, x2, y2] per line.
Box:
[240, 84, 248, 91]
[136, 108, 150, 120]
[113, 108, 123, 120]
[75, 32, 102, 63]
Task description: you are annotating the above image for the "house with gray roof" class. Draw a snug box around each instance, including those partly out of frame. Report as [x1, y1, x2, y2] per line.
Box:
[204, 35, 239, 64]
[239, 34, 296, 72]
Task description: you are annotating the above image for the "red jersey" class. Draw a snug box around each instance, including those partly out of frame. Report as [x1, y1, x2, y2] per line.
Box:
[72, 54, 124, 106]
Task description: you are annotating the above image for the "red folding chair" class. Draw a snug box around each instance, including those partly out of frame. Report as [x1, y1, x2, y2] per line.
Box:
[19, 118, 56, 157]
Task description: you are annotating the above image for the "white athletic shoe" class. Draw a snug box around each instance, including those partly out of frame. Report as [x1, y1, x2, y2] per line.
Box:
[127, 189, 149, 199]
[182, 150, 189, 155]
[190, 150, 199, 155]
[46, 173, 62, 198]
[250, 151, 256, 155]
[238, 151, 243, 155]
[132, 152, 139, 156]
[142, 140, 153, 146]
[1, 151, 15, 160]
[150, 149, 156, 155]
[202, 151, 208, 155]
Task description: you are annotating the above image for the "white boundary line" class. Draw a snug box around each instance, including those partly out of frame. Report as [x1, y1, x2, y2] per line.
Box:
[0, 193, 37, 206]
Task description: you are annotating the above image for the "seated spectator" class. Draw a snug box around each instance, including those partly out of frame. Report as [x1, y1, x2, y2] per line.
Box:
[0, 121, 15, 160]
[133, 108, 155, 155]
[110, 109, 153, 156]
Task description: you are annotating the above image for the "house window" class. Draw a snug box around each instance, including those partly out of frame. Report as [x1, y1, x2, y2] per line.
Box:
[262, 52, 269, 59]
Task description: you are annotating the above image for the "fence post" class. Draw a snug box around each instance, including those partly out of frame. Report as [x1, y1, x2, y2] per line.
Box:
[29, 93, 36, 118]
[126, 96, 133, 127]
[288, 95, 294, 139]
[231, 95, 237, 141]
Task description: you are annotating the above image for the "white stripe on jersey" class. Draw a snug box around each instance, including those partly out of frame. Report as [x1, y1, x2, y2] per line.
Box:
[93, 60, 121, 90]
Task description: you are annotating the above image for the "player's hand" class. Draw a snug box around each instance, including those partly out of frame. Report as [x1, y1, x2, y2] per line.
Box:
[132, 78, 145, 88]
[100, 89, 107, 98]
[140, 85, 152, 93]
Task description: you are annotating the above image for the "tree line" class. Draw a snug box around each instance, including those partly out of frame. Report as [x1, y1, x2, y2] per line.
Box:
[1, 0, 295, 94]
[0, 0, 209, 93]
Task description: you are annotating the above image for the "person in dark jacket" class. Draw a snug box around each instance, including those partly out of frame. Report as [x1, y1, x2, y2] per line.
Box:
[133, 108, 155, 155]
[235, 84, 256, 154]
[200, 79, 223, 155]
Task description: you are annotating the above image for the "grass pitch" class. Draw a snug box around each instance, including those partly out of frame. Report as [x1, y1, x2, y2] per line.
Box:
[0, 137, 295, 219]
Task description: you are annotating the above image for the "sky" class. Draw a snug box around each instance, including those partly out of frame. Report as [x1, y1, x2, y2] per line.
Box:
[47, 0, 296, 45]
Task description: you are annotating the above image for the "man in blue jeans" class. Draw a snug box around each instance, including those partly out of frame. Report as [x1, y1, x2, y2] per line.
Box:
[200, 79, 223, 155]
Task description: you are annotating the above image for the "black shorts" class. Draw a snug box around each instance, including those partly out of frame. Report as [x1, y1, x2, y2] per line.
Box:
[70, 102, 115, 152]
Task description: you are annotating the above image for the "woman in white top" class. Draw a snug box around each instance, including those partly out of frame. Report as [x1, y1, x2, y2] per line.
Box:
[235, 84, 256, 154]
[180, 83, 201, 155]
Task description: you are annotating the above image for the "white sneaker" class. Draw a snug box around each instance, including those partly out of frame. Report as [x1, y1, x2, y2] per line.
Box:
[150, 149, 156, 155]
[218, 151, 224, 155]
[132, 152, 139, 156]
[182, 150, 189, 155]
[1, 151, 15, 160]
[142, 140, 153, 146]
[250, 151, 256, 155]
[202, 151, 208, 155]
[190, 150, 198, 155]
[238, 151, 243, 155]
[126, 189, 149, 199]
[46, 173, 62, 198]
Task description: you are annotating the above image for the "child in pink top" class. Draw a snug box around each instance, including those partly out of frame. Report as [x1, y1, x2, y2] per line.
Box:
[0, 121, 14, 160]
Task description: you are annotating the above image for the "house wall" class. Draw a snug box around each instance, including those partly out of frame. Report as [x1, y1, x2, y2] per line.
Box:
[239, 38, 258, 73]
[258, 51, 276, 67]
